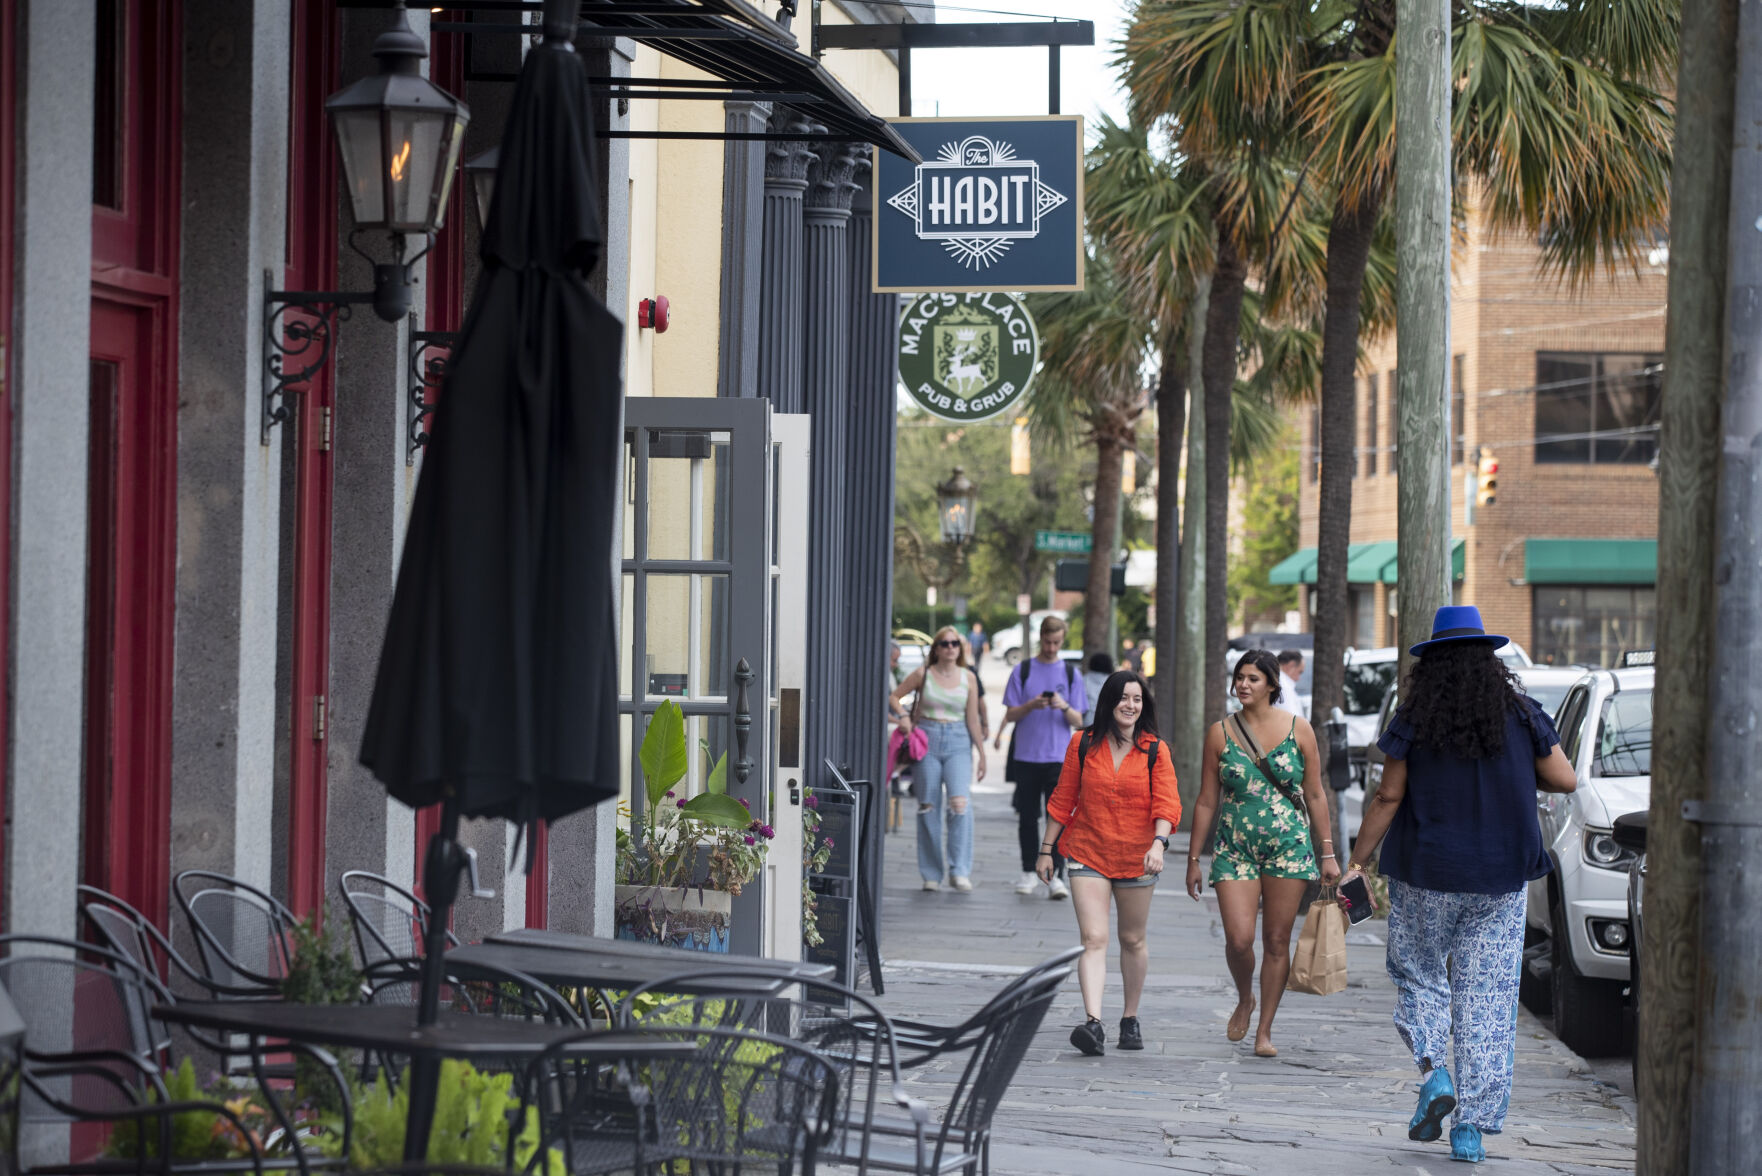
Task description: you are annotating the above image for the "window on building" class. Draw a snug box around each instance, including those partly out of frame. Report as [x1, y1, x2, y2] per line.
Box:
[1386, 368, 1397, 467]
[93, 0, 122, 209]
[1451, 354, 1465, 466]
[1535, 352, 1664, 464]
[1532, 585, 1657, 667]
[1363, 373, 1378, 476]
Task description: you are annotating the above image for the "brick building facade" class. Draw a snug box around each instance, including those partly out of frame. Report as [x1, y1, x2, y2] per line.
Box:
[1279, 201, 1666, 667]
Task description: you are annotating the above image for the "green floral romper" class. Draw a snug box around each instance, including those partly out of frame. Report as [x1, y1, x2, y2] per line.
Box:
[1209, 719, 1319, 883]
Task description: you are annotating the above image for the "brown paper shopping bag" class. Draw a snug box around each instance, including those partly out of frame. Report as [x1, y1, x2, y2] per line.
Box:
[1287, 890, 1348, 996]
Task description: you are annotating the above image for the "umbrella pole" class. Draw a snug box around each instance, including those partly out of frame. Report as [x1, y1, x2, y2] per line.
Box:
[404, 797, 464, 1162]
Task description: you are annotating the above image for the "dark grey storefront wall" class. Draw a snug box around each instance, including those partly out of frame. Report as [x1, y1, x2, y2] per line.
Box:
[757, 110, 815, 412]
[844, 174, 899, 928]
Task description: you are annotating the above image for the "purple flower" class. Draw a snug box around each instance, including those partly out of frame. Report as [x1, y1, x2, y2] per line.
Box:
[743, 835, 755, 845]
[824, 838, 835, 849]
[804, 796, 819, 809]
[738, 797, 750, 809]
[666, 790, 676, 798]
[760, 824, 775, 839]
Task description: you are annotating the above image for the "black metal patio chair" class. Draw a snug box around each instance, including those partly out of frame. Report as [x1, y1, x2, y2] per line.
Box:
[523, 1021, 842, 1176]
[0, 936, 351, 1176]
[172, 871, 298, 995]
[337, 871, 458, 971]
[875, 946, 1081, 1068]
[81, 886, 269, 1008]
[613, 969, 928, 1176]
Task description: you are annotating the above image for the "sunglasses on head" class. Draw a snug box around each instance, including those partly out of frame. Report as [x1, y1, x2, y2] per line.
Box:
[935, 639, 961, 648]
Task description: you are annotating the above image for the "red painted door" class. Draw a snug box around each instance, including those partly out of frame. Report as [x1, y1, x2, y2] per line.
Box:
[85, 0, 180, 930]
[283, 0, 340, 919]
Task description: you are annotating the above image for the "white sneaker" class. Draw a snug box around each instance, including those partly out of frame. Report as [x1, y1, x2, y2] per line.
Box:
[951, 876, 973, 892]
[922, 880, 940, 892]
[1048, 876, 1070, 900]
[1014, 872, 1039, 895]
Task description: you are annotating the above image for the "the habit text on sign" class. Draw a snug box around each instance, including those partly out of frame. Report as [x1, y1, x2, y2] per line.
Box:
[1036, 530, 1091, 554]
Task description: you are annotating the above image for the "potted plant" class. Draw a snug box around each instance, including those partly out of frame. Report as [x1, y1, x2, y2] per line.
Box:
[614, 700, 774, 951]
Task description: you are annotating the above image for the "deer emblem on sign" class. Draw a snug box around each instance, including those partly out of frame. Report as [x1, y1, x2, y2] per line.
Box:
[934, 315, 999, 397]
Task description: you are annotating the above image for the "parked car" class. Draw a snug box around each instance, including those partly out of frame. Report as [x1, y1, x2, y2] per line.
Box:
[1612, 809, 1648, 1091]
[1522, 664, 1653, 1057]
[989, 610, 1069, 666]
[1513, 664, 1586, 722]
[893, 627, 934, 678]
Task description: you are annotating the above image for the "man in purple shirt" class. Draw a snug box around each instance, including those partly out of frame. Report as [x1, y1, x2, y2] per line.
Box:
[1004, 616, 1087, 898]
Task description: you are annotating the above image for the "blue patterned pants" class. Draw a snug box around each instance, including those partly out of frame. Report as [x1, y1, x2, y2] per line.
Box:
[1385, 878, 1527, 1133]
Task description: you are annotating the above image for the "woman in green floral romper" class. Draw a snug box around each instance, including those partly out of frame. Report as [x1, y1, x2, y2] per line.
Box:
[1185, 649, 1340, 1057]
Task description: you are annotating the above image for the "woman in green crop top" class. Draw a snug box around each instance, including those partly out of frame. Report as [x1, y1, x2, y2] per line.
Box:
[891, 626, 988, 892]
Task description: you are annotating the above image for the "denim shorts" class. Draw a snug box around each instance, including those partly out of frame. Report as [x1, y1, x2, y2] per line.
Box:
[1067, 860, 1159, 889]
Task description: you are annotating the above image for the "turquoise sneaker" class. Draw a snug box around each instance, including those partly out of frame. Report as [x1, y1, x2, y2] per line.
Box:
[1408, 1067, 1457, 1142]
[1450, 1123, 1485, 1163]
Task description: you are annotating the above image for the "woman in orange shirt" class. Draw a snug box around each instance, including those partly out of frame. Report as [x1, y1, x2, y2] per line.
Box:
[1037, 669, 1181, 1056]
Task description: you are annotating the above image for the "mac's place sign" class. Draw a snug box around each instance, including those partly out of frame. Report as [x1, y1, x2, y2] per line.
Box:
[873, 116, 1084, 294]
[898, 293, 1039, 423]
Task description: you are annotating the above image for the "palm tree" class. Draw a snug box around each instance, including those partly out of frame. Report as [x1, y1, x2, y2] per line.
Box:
[1026, 248, 1156, 660]
[1124, 0, 1675, 715]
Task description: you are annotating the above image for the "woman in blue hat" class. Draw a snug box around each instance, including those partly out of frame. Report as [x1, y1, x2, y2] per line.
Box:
[1345, 606, 1579, 1163]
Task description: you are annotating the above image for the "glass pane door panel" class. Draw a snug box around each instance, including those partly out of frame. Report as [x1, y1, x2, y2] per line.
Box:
[620, 573, 634, 697]
[645, 430, 731, 562]
[622, 436, 636, 561]
[644, 574, 691, 699]
[698, 574, 730, 699]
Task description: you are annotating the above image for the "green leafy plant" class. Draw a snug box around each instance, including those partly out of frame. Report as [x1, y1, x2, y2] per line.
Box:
[280, 908, 363, 1114]
[801, 788, 834, 948]
[103, 1059, 284, 1162]
[319, 1059, 561, 1176]
[615, 699, 774, 899]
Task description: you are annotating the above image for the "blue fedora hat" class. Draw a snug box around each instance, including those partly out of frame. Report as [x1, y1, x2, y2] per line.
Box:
[1410, 604, 1508, 657]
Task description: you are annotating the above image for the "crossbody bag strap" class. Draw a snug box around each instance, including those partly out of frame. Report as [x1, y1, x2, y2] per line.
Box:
[1228, 713, 1307, 811]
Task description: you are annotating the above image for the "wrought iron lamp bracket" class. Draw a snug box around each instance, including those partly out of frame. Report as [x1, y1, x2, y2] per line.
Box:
[261, 269, 372, 446]
[407, 322, 460, 464]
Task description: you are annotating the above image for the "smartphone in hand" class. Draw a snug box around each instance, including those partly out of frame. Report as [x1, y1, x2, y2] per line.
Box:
[1338, 875, 1375, 924]
[1041, 691, 1055, 701]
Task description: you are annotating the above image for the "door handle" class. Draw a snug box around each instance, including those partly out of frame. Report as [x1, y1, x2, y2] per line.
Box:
[732, 657, 754, 785]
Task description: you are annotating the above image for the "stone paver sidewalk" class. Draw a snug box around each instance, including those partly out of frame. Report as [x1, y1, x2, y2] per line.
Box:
[863, 771, 1635, 1174]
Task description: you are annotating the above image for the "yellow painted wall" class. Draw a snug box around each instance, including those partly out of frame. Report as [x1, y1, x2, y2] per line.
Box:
[818, 5, 903, 119]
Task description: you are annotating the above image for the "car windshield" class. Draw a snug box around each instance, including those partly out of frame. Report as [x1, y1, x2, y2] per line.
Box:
[1593, 688, 1652, 777]
[1343, 661, 1397, 715]
[1522, 683, 1572, 718]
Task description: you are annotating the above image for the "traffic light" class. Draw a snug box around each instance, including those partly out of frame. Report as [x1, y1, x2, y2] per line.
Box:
[1476, 446, 1498, 507]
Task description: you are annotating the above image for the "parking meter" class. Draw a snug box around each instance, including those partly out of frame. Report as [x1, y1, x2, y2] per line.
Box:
[1323, 706, 1351, 792]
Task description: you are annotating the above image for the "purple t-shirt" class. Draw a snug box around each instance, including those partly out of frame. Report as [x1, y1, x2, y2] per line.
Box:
[1003, 657, 1087, 763]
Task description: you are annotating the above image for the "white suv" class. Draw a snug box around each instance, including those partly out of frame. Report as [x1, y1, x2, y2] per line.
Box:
[989, 610, 1068, 666]
[1522, 665, 1653, 1058]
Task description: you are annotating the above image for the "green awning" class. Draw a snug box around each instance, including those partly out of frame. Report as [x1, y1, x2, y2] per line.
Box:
[1267, 547, 1318, 585]
[1346, 541, 1400, 583]
[1524, 538, 1657, 585]
[1378, 539, 1465, 583]
[1268, 540, 1461, 586]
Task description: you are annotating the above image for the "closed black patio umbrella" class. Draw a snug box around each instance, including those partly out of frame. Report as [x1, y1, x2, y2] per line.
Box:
[358, 1, 620, 1142]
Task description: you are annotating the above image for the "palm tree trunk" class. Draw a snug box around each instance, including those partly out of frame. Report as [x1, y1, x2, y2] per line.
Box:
[1203, 234, 1247, 727]
[1086, 431, 1126, 661]
[1153, 332, 1184, 722]
[1311, 190, 1383, 718]
[1176, 275, 1211, 828]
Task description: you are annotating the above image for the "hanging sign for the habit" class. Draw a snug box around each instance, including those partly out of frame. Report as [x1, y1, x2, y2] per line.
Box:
[873, 116, 1084, 294]
[898, 292, 1039, 422]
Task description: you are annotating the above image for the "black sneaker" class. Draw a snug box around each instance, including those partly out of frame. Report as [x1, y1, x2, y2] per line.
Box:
[1070, 1017, 1106, 1056]
[1117, 1016, 1144, 1051]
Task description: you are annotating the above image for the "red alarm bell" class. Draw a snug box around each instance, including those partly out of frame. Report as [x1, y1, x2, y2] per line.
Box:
[637, 295, 670, 333]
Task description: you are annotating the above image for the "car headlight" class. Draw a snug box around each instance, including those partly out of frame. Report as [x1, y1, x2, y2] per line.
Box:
[1584, 829, 1637, 870]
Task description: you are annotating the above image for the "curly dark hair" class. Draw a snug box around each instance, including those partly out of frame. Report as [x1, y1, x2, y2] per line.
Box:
[1396, 641, 1532, 759]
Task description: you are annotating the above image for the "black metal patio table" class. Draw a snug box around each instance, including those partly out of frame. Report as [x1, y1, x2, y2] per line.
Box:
[458, 927, 836, 994]
[153, 1000, 696, 1168]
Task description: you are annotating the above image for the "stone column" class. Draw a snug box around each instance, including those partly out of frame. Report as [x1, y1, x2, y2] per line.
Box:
[756, 111, 816, 413]
[843, 167, 897, 939]
[800, 140, 863, 789]
[717, 100, 772, 398]
[169, 0, 291, 906]
[8, 0, 94, 944]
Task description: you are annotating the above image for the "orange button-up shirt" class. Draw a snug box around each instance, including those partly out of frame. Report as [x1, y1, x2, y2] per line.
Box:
[1048, 730, 1182, 879]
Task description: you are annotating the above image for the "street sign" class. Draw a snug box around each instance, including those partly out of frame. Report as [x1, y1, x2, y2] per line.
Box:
[872, 116, 1084, 293]
[1035, 530, 1091, 554]
[898, 292, 1038, 422]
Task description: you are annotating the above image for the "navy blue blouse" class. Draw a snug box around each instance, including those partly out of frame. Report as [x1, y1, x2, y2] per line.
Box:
[1374, 695, 1560, 895]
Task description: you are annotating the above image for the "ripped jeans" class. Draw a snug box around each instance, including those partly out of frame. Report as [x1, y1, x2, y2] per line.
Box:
[914, 719, 973, 882]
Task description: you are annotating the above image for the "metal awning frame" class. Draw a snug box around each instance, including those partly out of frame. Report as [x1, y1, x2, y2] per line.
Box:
[341, 0, 920, 160]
